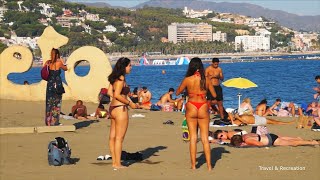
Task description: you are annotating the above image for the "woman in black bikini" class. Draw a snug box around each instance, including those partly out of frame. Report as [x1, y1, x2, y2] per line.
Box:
[176, 57, 217, 171]
[108, 57, 139, 169]
[230, 133, 318, 147]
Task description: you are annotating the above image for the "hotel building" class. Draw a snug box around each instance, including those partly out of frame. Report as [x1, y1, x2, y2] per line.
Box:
[168, 23, 213, 44]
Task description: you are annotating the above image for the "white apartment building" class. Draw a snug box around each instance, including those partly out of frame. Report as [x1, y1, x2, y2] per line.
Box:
[168, 23, 212, 44]
[235, 29, 271, 52]
[85, 13, 100, 21]
[0, 7, 8, 21]
[235, 36, 270, 52]
[123, 23, 132, 28]
[56, 16, 79, 28]
[183, 7, 213, 18]
[103, 25, 117, 32]
[212, 31, 227, 42]
[38, 3, 55, 17]
[8, 36, 39, 49]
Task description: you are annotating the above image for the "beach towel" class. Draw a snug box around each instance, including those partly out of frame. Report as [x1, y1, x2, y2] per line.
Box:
[209, 122, 260, 127]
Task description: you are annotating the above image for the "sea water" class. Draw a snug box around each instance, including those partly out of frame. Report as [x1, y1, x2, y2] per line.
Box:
[7, 60, 320, 108]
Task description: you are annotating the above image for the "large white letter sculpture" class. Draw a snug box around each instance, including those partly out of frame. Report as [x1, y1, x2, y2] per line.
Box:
[0, 26, 112, 103]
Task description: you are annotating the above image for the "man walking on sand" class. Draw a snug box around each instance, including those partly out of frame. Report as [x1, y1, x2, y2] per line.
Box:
[206, 58, 225, 120]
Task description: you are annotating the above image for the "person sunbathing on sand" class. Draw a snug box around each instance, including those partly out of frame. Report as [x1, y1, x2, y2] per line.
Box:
[209, 129, 247, 144]
[230, 133, 319, 147]
[95, 104, 109, 119]
[228, 113, 294, 126]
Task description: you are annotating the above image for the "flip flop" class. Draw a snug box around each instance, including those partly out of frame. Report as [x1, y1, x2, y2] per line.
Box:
[97, 155, 105, 161]
[163, 120, 174, 125]
[97, 155, 112, 160]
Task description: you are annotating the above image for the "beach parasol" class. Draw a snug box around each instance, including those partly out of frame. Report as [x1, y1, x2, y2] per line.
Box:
[222, 77, 258, 109]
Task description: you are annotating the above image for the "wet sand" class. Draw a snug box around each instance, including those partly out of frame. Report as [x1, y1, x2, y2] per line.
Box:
[0, 99, 319, 180]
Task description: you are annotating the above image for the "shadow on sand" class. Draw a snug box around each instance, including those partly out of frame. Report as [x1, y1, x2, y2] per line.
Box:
[73, 120, 99, 129]
[196, 147, 230, 169]
[125, 146, 167, 166]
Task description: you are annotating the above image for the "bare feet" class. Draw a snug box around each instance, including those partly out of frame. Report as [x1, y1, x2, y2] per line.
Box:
[113, 165, 128, 169]
[311, 140, 319, 145]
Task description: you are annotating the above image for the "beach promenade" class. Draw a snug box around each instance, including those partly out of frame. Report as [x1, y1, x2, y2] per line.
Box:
[0, 99, 319, 180]
[31, 51, 320, 67]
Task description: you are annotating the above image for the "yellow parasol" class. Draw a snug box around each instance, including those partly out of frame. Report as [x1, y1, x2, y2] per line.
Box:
[222, 77, 258, 109]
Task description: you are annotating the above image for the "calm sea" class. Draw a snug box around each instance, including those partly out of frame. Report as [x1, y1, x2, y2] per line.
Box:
[8, 60, 320, 108]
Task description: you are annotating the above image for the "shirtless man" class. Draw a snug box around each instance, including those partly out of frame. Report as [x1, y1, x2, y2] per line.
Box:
[156, 88, 183, 110]
[205, 58, 225, 120]
[139, 86, 152, 109]
[264, 98, 281, 116]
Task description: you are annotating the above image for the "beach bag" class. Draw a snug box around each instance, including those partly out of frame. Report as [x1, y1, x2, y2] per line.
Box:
[150, 104, 161, 111]
[163, 103, 173, 112]
[48, 137, 72, 166]
[41, 63, 49, 81]
[99, 88, 110, 104]
[182, 119, 190, 141]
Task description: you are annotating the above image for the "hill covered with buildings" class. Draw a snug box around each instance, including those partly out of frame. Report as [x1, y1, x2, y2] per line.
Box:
[0, 0, 319, 56]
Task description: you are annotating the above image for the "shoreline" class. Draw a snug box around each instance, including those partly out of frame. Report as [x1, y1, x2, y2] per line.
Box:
[31, 51, 320, 67]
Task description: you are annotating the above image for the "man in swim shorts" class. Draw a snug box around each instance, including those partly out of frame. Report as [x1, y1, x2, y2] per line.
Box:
[206, 58, 225, 120]
[139, 86, 152, 109]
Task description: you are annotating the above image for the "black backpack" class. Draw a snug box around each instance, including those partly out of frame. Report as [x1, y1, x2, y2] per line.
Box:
[99, 88, 110, 104]
[48, 137, 72, 166]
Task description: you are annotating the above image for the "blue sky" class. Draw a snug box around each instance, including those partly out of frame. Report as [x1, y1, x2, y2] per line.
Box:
[68, 0, 320, 16]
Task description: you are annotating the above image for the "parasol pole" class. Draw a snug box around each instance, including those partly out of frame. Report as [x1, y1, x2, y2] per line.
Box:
[237, 92, 242, 110]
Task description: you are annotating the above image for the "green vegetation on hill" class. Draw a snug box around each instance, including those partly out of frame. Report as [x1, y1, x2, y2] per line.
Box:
[1, 0, 288, 54]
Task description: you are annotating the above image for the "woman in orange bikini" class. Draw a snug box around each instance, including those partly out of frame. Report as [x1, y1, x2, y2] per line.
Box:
[176, 57, 217, 171]
[107, 57, 139, 169]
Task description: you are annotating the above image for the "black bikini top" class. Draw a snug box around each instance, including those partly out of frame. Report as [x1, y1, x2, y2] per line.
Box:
[112, 81, 130, 95]
[121, 86, 130, 95]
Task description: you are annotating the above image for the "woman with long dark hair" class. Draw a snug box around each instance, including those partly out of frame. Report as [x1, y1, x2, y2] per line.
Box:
[108, 57, 139, 169]
[44, 48, 67, 126]
[176, 57, 217, 170]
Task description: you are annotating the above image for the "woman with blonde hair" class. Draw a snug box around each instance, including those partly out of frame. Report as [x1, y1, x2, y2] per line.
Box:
[239, 97, 254, 115]
[176, 57, 217, 171]
[44, 48, 67, 126]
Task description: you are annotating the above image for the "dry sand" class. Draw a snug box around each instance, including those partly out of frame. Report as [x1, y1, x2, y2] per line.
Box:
[0, 99, 319, 180]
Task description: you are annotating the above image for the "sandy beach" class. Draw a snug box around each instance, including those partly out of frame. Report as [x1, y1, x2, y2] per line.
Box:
[0, 99, 319, 180]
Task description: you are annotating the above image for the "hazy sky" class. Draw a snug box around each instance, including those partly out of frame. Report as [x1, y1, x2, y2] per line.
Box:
[68, 0, 320, 16]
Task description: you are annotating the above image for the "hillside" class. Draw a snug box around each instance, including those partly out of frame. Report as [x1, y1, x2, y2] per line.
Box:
[134, 0, 320, 31]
